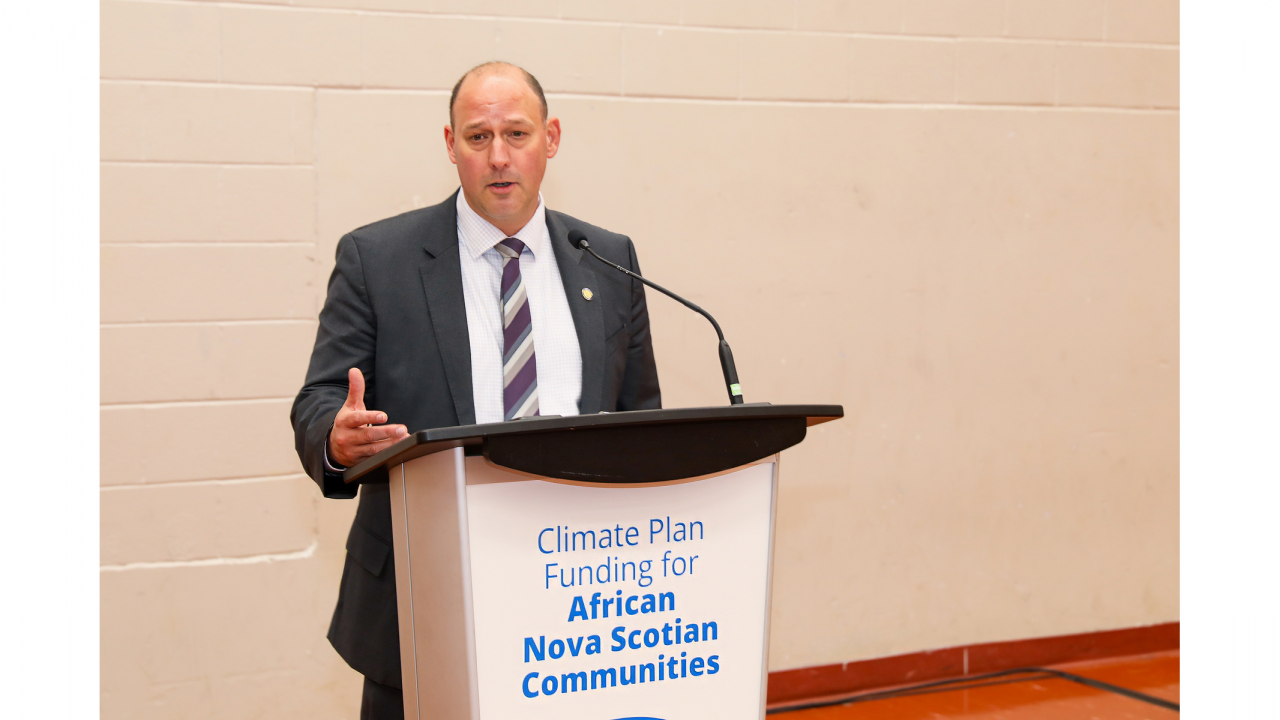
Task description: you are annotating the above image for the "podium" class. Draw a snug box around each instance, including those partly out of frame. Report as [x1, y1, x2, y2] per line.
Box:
[345, 404, 842, 720]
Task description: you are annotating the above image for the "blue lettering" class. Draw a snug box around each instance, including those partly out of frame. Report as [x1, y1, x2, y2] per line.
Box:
[524, 636, 545, 663]
[567, 596, 588, 622]
[562, 671, 587, 692]
[522, 672, 539, 698]
[537, 528, 555, 554]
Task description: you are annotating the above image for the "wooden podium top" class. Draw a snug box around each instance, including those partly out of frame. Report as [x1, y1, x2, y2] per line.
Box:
[346, 403, 843, 485]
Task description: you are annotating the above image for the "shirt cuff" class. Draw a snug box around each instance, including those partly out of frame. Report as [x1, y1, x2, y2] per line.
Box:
[323, 439, 346, 474]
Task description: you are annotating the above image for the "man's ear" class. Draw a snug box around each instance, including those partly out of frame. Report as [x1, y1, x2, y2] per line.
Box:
[545, 117, 561, 159]
[444, 125, 458, 165]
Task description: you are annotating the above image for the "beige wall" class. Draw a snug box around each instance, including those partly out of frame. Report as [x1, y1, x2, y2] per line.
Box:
[101, 0, 1179, 716]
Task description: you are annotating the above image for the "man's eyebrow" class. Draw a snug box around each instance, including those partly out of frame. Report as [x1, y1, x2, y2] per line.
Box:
[461, 116, 533, 132]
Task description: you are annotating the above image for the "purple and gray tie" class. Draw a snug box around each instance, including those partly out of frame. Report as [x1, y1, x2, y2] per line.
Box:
[495, 238, 539, 420]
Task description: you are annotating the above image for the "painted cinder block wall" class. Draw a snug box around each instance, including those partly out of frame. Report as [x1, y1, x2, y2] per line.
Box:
[100, 1, 1179, 716]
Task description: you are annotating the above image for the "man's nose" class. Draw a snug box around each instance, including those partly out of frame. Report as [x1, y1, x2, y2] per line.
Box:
[489, 137, 511, 168]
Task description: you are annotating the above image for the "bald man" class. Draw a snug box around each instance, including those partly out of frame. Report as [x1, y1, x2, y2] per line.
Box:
[291, 62, 661, 719]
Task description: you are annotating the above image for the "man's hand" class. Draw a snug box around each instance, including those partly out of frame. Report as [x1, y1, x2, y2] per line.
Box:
[327, 368, 409, 468]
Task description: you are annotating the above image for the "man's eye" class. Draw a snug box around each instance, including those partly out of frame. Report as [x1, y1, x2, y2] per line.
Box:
[511, 131, 525, 138]
[470, 134, 487, 141]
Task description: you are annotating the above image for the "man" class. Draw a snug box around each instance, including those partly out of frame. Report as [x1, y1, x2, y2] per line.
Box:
[291, 62, 661, 719]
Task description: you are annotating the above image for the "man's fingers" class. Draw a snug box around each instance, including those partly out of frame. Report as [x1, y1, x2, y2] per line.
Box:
[345, 437, 401, 463]
[344, 368, 366, 411]
[351, 424, 409, 445]
[330, 423, 408, 467]
[338, 409, 388, 428]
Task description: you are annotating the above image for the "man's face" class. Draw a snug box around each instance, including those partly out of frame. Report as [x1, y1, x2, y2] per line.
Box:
[445, 71, 560, 235]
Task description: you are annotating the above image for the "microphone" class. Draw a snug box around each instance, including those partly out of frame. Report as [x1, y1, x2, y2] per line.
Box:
[568, 229, 744, 406]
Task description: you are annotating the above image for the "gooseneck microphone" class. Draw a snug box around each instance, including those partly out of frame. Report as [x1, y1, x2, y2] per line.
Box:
[568, 229, 744, 405]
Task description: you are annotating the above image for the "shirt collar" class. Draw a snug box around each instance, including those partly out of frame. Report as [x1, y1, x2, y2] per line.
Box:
[456, 190, 547, 260]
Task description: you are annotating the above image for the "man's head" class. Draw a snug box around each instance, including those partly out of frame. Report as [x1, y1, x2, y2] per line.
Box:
[445, 62, 560, 236]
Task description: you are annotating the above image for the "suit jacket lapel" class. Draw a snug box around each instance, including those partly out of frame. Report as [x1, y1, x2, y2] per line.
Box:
[420, 191, 476, 426]
[547, 210, 605, 415]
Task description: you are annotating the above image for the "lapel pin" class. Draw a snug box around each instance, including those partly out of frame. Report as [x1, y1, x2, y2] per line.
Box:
[581, 288, 594, 301]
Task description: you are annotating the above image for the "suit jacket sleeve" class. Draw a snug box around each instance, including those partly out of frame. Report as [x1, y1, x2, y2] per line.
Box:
[290, 234, 377, 499]
[616, 238, 662, 412]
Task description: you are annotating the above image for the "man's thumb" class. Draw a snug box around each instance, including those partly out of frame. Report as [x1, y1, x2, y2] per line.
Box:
[345, 367, 366, 410]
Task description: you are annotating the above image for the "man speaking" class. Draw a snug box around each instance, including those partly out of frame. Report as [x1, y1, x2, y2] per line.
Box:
[291, 62, 661, 719]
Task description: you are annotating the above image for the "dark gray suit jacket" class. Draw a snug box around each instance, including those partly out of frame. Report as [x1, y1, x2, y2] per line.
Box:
[290, 191, 661, 687]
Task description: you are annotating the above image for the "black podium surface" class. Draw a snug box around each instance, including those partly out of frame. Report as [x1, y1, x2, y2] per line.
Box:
[346, 404, 843, 485]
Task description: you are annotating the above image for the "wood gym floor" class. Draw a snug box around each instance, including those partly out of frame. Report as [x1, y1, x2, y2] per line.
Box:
[770, 650, 1179, 719]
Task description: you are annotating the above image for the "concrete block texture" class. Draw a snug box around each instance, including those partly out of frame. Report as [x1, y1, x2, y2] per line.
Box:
[101, 0, 219, 81]
[314, 90, 460, 263]
[796, 0, 904, 33]
[1106, 0, 1179, 44]
[496, 19, 623, 94]
[559, 0, 682, 24]
[101, 82, 315, 163]
[101, 321, 318, 403]
[295, 0, 561, 17]
[956, 40, 1057, 105]
[682, 0, 799, 30]
[361, 14, 498, 90]
[220, 5, 363, 86]
[101, 164, 315, 242]
[623, 26, 740, 99]
[740, 32, 850, 101]
[101, 476, 316, 565]
[101, 554, 357, 719]
[902, 0, 1006, 37]
[1057, 45, 1179, 108]
[850, 37, 957, 103]
[101, 399, 303, 485]
[101, 244, 319, 323]
[1006, 0, 1107, 40]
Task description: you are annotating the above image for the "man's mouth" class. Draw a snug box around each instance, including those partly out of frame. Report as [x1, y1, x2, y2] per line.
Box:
[490, 182, 514, 188]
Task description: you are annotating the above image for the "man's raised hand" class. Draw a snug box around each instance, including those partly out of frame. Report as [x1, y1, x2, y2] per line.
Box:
[327, 368, 409, 469]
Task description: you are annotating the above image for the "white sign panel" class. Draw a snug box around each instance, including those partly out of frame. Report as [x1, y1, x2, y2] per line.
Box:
[465, 460, 776, 720]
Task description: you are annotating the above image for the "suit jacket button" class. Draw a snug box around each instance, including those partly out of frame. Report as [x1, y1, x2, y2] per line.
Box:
[581, 288, 593, 301]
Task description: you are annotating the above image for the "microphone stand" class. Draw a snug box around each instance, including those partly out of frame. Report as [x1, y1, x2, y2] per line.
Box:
[571, 231, 744, 406]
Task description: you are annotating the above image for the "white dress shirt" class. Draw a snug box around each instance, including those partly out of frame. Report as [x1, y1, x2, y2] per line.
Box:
[456, 191, 582, 425]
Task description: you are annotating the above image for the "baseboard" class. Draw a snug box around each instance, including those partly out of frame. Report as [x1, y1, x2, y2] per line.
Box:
[765, 621, 1179, 709]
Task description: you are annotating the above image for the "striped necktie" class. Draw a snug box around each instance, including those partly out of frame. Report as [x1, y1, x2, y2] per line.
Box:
[495, 238, 539, 420]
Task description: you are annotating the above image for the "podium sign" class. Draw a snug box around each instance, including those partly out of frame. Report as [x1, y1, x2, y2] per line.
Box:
[466, 458, 776, 718]
[354, 405, 842, 719]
